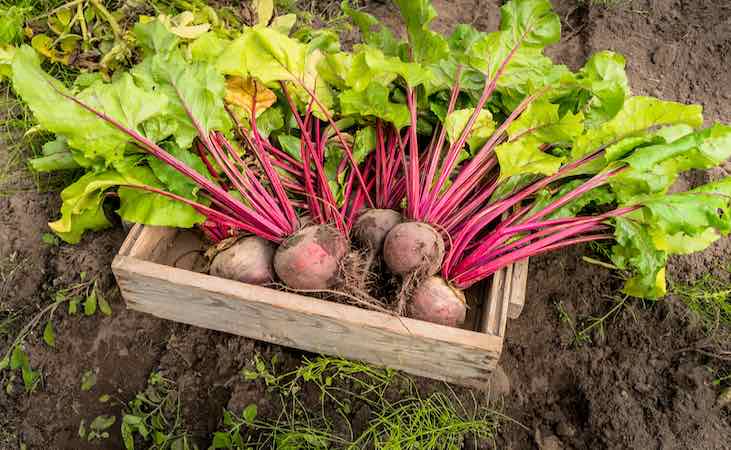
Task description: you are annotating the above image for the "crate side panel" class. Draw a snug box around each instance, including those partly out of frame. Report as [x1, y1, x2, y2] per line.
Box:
[113, 257, 502, 388]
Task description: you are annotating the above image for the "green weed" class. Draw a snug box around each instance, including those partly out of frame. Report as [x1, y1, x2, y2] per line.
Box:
[672, 272, 731, 332]
[121, 371, 198, 450]
[214, 355, 500, 449]
[0, 273, 110, 394]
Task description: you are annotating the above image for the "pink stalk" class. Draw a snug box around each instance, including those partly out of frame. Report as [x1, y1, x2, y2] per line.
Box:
[404, 88, 421, 219]
[124, 184, 282, 242]
[452, 220, 605, 287]
[282, 81, 374, 208]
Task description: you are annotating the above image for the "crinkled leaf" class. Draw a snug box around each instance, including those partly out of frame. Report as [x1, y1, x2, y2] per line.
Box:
[622, 124, 731, 172]
[159, 11, 210, 39]
[572, 96, 704, 160]
[610, 216, 667, 299]
[499, 0, 561, 48]
[394, 0, 449, 64]
[576, 51, 629, 128]
[12, 47, 167, 167]
[190, 32, 229, 62]
[347, 46, 430, 90]
[340, 84, 410, 128]
[134, 19, 179, 56]
[610, 125, 731, 202]
[133, 44, 230, 148]
[444, 108, 496, 151]
[0, 7, 25, 45]
[90, 415, 116, 431]
[507, 100, 583, 145]
[496, 135, 564, 181]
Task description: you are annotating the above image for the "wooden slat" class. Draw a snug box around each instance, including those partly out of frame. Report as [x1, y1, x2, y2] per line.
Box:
[112, 254, 503, 388]
[481, 264, 513, 337]
[508, 258, 529, 319]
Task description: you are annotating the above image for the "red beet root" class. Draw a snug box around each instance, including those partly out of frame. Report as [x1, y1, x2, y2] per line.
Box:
[273, 224, 349, 290]
[383, 222, 445, 275]
[409, 276, 467, 327]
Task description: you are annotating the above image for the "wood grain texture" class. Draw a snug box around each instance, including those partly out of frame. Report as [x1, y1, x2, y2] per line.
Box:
[481, 265, 513, 337]
[112, 226, 531, 388]
[508, 258, 529, 319]
[113, 255, 502, 387]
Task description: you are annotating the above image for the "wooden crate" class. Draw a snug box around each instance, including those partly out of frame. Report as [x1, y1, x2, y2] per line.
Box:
[112, 225, 529, 389]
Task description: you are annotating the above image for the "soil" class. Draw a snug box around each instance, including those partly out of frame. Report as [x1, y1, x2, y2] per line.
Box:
[1, 1, 730, 449]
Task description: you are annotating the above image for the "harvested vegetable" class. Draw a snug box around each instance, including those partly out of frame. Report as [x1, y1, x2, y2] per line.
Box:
[5, 0, 731, 328]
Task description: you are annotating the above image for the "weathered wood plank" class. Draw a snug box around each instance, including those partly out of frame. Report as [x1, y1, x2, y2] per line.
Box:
[112, 255, 503, 388]
[481, 264, 513, 337]
[508, 258, 529, 319]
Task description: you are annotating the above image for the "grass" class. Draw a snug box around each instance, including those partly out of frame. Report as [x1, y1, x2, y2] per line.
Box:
[214, 355, 501, 449]
[672, 270, 731, 332]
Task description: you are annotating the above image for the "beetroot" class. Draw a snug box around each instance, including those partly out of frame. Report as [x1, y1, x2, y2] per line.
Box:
[383, 222, 445, 275]
[209, 236, 276, 285]
[273, 224, 349, 290]
[353, 208, 402, 252]
[409, 276, 466, 327]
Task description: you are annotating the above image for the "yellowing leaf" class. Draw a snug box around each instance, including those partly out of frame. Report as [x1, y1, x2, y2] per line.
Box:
[159, 12, 210, 40]
[254, 0, 274, 25]
[224, 76, 277, 117]
[31, 34, 69, 64]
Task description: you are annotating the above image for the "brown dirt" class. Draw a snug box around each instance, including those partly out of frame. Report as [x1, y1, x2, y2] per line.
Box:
[1, 1, 730, 449]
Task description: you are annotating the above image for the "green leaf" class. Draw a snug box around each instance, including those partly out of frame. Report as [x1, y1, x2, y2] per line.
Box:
[610, 125, 731, 202]
[98, 292, 112, 316]
[81, 369, 97, 391]
[353, 126, 376, 164]
[243, 404, 258, 424]
[610, 216, 667, 299]
[272, 14, 297, 35]
[572, 96, 704, 160]
[575, 51, 629, 128]
[278, 135, 302, 160]
[90, 415, 116, 431]
[340, 84, 410, 128]
[134, 19, 179, 56]
[219, 26, 305, 83]
[444, 108, 496, 152]
[117, 186, 205, 228]
[68, 297, 80, 315]
[78, 419, 87, 439]
[84, 290, 97, 316]
[147, 142, 210, 199]
[622, 124, 731, 172]
[0, 7, 25, 45]
[10, 346, 29, 370]
[507, 100, 583, 145]
[133, 46, 231, 148]
[12, 47, 167, 168]
[496, 135, 564, 181]
[190, 32, 229, 62]
[394, 0, 449, 64]
[212, 432, 233, 448]
[256, 106, 285, 138]
[346, 46, 430, 90]
[43, 321, 56, 348]
[499, 0, 561, 48]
